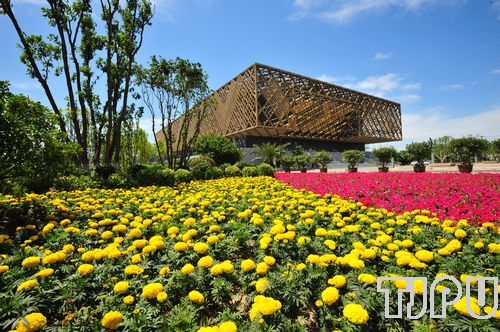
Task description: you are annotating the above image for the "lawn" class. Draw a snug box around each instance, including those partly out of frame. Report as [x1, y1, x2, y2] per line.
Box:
[0, 176, 499, 331]
[276, 172, 500, 223]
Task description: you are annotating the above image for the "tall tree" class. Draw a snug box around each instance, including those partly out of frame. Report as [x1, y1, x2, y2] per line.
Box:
[432, 136, 452, 163]
[0, 0, 153, 168]
[137, 56, 213, 169]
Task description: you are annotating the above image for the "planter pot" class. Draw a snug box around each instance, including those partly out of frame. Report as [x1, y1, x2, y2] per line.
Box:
[413, 165, 426, 173]
[378, 166, 389, 173]
[458, 163, 473, 173]
[320, 167, 328, 173]
[347, 167, 357, 173]
[300, 168, 307, 173]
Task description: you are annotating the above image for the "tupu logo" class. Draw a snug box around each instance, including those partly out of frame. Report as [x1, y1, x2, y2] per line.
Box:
[376, 276, 498, 319]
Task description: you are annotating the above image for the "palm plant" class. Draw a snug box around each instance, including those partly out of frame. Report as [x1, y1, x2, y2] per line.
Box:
[253, 142, 289, 167]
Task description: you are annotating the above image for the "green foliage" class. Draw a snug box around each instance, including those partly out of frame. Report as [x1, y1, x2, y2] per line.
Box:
[431, 136, 452, 163]
[234, 161, 251, 170]
[256, 163, 275, 177]
[396, 150, 412, 165]
[242, 166, 259, 177]
[192, 135, 242, 166]
[52, 175, 99, 191]
[120, 128, 155, 167]
[490, 138, 500, 161]
[136, 165, 175, 186]
[372, 147, 397, 167]
[191, 161, 213, 180]
[205, 166, 224, 180]
[224, 165, 242, 177]
[312, 151, 333, 168]
[405, 142, 431, 166]
[188, 155, 216, 168]
[174, 169, 193, 183]
[341, 150, 364, 168]
[0, 83, 80, 193]
[449, 137, 489, 164]
[294, 154, 311, 169]
[280, 155, 295, 170]
[126, 164, 147, 180]
[253, 142, 288, 167]
[94, 165, 117, 180]
[106, 172, 132, 189]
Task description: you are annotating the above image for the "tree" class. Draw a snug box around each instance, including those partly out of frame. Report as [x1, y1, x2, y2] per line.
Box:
[0, 81, 79, 193]
[120, 128, 154, 166]
[406, 141, 431, 167]
[253, 142, 288, 167]
[192, 135, 241, 166]
[449, 137, 489, 164]
[137, 56, 213, 168]
[432, 136, 452, 163]
[312, 151, 333, 168]
[489, 138, 500, 161]
[0, 0, 153, 168]
[342, 150, 364, 169]
[372, 146, 397, 167]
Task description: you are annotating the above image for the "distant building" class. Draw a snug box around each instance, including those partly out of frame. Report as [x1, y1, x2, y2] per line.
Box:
[156, 63, 402, 151]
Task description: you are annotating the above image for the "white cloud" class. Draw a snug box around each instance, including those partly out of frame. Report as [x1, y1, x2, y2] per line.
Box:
[403, 106, 500, 141]
[438, 83, 464, 90]
[11, 0, 45, 4]
[11, 81, 42, 91]
[373, 51, 393, 60]
[396, 94, 421, 104]
[290, 0, 465, 23]
[491, 68, 500, 75]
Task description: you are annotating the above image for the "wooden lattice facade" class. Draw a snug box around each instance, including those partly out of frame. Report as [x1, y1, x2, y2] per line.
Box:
[157, 63, 402, 150]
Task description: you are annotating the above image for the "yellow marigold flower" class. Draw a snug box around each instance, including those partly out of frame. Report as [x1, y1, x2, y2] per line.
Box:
[113, 281, 129, 294]
[188, 290, 205, 304]
[159, 266, 170, 276]
[484, 306, 500, 319]
[0, 265, 9, 273]
[321, 287, 340, 305]
[454, 229, 467, 239]
[101, 311, 123, 330]
[315, 299, 323, 307]
[343, 303, 369, 324]
[16, 312, 47, 332]
[219, 321, 238, 332]
[124, 264, 144, 275]
[210, 264, 223, 276]
[453, 297, 480, 317]
[263, 256, 276, 266]
[207, 235, 219, 244]
[77, 264, 94, 276]
[22, 256, 41, 269]
[123, 295, 135, 305]
[194, 242, 209, 254]
[173, 242, 189, 252]
[17, 279, 38, 292]
[255, 278, 270, 293]
[296, 263, 306, 271]
[167, 226, 179, 235]
[42, 251, 66, 265]
[415, 249, 434, 263]
[157, 291, 168, 303]
[357, 273, 377, 285]
[181, 263, 195, 275]
[256, 262, 269, 275]
[241, 259, 256, 272]
[328, 275, 347, 288]
[142, 244, 157, 254]
[221, 260, 234, 273]
[142, 283, 164, 299]
[198, 256, 214, 269]
[474, 241, 484, 249]
[34, 268, 54, 278]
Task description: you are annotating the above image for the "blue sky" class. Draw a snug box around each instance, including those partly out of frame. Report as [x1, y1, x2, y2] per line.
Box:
[1, 0, 500, 149]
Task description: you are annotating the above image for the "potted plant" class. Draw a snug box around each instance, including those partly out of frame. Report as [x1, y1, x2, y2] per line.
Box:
[294, 154, 310, 173]
[342, 150, 364, 172]
[406, 142, 431, 172]
[372, 146, 397, 172]
[449, 137, 489, 173]
[280, 154, 294, 173]
[313, 151, 333, 173]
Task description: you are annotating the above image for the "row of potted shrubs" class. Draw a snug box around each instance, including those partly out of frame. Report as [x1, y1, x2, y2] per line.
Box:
[52, 158, 275, 191]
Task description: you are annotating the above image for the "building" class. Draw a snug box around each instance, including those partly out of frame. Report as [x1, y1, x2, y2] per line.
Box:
[157, 63, 402, 152]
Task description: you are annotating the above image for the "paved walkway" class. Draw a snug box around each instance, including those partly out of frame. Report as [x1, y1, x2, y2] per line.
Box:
[299, 163, 500, 174]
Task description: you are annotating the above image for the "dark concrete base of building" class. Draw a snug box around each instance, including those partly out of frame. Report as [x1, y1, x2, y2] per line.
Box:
[234, 136, 365, 152]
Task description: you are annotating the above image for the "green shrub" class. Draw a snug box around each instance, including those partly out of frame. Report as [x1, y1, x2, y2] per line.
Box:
[126, 164, 147, 180]
[294, 154, 311, 170]
[192, 135, 242, 165]
[406, 142, 431, 166]
[174, 169, 193, 183]
[342, 150, 364, 168]
[280, 154, 295, 170]
[106, 172, 132, 189]
[234, 161, 251, 170]
[257, 163, 275, 177]
[94, 165, 117, 180]
[136, 165, 175, 186]
[372, 147, 397, 167]
[242, 166, 259, 177]
[52, 175, 99, 191]
[191, 161, 213, 180]
[206, 166, 224, 179]
[188, 155, 216, 168]
[449, 137, 489, 164]
[225, 165, 242, 177]
[312, 151, 333, 168]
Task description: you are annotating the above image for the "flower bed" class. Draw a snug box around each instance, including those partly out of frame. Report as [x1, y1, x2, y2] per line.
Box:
[276, 172, 500, 223]
[0, 177, 499, 331]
